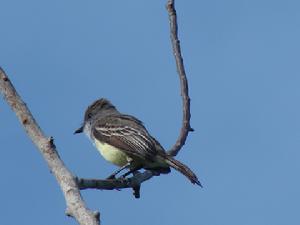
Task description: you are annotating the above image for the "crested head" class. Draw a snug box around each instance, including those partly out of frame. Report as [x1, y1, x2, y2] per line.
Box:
[84, 98, 116, 122]
[74, 98, 118, 136]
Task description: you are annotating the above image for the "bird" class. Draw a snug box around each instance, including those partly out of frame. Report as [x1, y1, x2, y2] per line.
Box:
[74, 98, 201, 186]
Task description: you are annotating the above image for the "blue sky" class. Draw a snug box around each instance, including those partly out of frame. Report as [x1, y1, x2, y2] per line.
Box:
[1, 1, 300, 225]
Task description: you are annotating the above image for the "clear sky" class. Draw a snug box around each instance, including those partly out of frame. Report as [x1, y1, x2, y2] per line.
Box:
[1, 1, 300, 225]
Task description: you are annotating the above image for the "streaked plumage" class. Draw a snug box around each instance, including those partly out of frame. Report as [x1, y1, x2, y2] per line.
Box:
[75, 98, 201, 186]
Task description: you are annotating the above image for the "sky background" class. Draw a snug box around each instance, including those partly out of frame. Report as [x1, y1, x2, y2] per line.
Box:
[1, 0, 300, 225]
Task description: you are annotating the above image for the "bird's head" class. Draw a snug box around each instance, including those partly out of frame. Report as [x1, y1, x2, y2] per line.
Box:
[74, 98, 116, 134]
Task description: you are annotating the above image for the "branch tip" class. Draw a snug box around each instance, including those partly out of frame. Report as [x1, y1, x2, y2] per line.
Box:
[166, 0, 175, 14]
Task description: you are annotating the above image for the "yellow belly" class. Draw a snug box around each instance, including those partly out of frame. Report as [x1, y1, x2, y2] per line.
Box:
[94, 139, 129, 167]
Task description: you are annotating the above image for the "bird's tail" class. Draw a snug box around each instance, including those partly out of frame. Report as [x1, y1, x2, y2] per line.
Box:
[164, 156, 202, 187]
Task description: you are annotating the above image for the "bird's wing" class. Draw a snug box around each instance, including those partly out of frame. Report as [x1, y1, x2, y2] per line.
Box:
[92, 115, 157, 160]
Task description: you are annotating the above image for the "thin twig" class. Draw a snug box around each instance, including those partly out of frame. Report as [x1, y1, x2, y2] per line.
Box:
[0, 67, 100, 225]
[166, 0, 194, 157]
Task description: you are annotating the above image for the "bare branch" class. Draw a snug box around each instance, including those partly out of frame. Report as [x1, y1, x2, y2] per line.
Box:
[166, 0, 194, 157]
[77, 170, 155, 198]
[78, 172, 152, 190]
[0, 67, 100, 225]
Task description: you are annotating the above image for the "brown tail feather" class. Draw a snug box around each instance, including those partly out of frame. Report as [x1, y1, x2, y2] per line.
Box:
[165, 156, 202, 187]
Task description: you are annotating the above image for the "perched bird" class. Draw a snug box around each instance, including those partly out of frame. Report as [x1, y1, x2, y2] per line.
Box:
[74, 98, 201, 186]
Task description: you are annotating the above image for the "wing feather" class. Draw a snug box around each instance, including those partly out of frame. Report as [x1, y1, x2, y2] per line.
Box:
[92, 115, 157, 160]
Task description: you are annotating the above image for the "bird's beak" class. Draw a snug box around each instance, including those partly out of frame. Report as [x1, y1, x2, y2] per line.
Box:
[74, 126, 84, 134]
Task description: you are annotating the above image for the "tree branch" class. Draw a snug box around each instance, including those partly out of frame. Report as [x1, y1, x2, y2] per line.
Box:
[77, 171, 155, 198]
[166, 0, 194, 157]
[0, 67, 100, 225]
[77, 171, 153, 190]
[0, 1, 194, 223]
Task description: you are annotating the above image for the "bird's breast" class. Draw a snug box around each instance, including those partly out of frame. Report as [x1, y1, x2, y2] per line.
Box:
[94, 139, 129, 167]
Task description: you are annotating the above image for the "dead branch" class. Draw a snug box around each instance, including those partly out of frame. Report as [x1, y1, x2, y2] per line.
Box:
[0, 67, 100, 225]
[77, 171, 154, 198]
[166, 0, 194, 157]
